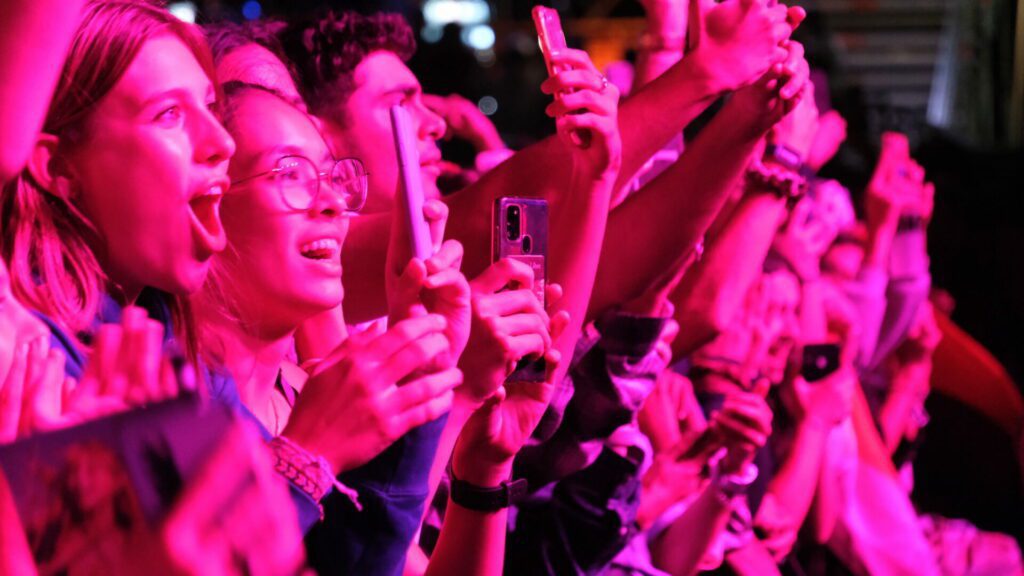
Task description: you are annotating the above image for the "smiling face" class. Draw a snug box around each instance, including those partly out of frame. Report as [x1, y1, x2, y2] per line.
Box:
[65, 34, 235, 299]
[216, 90, 350, 332]
[319, 51, 445, 214]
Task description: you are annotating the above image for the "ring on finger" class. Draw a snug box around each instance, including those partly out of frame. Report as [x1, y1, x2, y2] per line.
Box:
[597, 73, 609, 93]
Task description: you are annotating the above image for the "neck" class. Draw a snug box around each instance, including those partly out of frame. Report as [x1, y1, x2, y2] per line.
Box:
[205, 313, 295, 412]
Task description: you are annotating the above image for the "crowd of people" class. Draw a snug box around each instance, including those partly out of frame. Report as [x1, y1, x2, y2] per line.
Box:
[0, 0, 1019, 574]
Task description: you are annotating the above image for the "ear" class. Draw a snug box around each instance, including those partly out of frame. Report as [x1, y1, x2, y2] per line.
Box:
[24, 133, 76, 202]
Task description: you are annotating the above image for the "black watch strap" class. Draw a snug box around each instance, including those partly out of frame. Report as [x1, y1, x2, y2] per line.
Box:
[448, 462, 528, 512]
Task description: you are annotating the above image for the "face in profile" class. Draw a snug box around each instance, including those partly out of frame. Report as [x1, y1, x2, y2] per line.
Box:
[216, 89, 358, 330]
[63, 34, 235, 297]
[320, 50, 445, 214]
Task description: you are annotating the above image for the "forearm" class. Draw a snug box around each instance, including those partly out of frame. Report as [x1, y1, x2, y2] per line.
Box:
[0, 0, 84, 183]
[615, 55, 723, 190]
[592, 113, 765, 321]
[422, 397, 476, 522]
[634, 2, 687, 90]
[548, 168, 614, 383]
[757, 421, 828, 533]
[671, 190, 787, 357]
[651, 487, 732, 576]
[808, 427, 847, 543]
[425, 460, 513, 576]
[878, 387, 920, 454]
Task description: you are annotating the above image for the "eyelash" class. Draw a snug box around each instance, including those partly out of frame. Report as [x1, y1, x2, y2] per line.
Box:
[154, 105, 182, 124]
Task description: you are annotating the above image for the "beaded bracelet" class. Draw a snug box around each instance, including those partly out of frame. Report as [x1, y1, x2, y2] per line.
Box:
[268, 436, 362, 518]
[745, 160, 807, 205]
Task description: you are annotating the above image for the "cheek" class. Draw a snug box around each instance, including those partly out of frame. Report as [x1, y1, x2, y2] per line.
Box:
[76, 132, 191, 250]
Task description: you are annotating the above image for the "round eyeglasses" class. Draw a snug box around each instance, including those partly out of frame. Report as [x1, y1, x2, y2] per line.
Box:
[232, 155, 368, 213]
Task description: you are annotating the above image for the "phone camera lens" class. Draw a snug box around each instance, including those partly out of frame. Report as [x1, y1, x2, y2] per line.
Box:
[522, 235, 532, 253]
[506, 205, 521, 241]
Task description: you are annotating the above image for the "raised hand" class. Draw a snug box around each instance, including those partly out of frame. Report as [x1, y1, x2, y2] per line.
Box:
[0, 335, 66, 442]
[452, 346, 564, 486]
[282, 314, 461, 474]
[387, 200, 472, 368]
[157, 422, 305, 576]
[807, 110, 848, 172]
[541, 48, 623, 179]
[687, 0, 804, 93]
[723, 40, 810, 139]
[458, 259, 555, 406]
[422, 93, 506, 152]
[712, 386, 773, 474]
[78, 307, 180, 404]
[769, 82, 820, 163]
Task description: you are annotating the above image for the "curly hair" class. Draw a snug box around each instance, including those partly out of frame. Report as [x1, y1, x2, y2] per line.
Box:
[277, 11, 416, 126]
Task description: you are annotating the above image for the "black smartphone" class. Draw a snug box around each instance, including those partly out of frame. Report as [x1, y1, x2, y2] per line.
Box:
[801, 343, 841, 383]
[493, 197, 548, 382]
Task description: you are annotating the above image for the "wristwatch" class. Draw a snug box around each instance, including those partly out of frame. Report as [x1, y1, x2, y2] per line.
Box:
[448, 461, 528, 512]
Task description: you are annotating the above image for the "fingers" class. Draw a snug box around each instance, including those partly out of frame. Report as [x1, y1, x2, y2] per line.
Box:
[361, 314, 448, 364]
[787, 6, 807, 29]
[545, 88, 617, 119]
[542, 48, 600, 76]
[544, 282, 563, 309]
[477, 288, 548, 321]
[0, 343, 28, 442]
[470, 258, 536, 294]
[27, 348, 66, 433]
[548, 310, 571, 344]
[390, 367, 463, 412]
[423, 239, 463, 280]
[540, 68, 605, 96]
[377, 328, 452, 384]
[394, 388, 455, 433]
[423, 200, 449, 254]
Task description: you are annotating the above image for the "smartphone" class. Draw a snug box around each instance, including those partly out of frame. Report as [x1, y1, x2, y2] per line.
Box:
[532, 6, 591, 148]
[493, 197, 549, 382]
[801, 343, 841, 383]
[390, 104, 433, 261]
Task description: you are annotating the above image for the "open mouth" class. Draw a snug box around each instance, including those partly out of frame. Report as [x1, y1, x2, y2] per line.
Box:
[188, 185, 226, 255]
[299, 238, 340, 262]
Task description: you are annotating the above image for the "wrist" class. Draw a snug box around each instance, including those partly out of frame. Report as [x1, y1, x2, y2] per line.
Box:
[677, 54, 727, 101]
[454, 456, 514, 488]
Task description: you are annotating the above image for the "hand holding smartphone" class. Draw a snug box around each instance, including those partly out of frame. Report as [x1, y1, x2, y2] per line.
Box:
[800, 343, 841, 383]
[493, 197, 549, 382]
[532, 6, 591, 148]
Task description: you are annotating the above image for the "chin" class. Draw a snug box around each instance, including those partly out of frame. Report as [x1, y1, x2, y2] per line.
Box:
[171, 262, 212, 296]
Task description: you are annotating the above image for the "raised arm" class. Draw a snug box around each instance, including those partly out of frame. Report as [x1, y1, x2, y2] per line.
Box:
[0, 0, 85, 184]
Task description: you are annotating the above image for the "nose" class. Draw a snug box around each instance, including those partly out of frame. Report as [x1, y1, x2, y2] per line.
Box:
[193, 106, 236, 166]
[415, 98, 446, 143]
[309, 177, 347, 219]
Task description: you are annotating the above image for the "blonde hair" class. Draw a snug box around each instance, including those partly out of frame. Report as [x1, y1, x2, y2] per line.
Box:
[0, 1, 217, 352]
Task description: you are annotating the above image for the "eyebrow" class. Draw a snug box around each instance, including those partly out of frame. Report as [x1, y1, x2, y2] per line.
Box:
[137, 82, 217, 111]
[380, 84, 420, 100]
[258, 145, 333, 167]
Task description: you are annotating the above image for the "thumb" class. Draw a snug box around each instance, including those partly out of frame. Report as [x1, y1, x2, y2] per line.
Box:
[423, 199, 448, 254]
